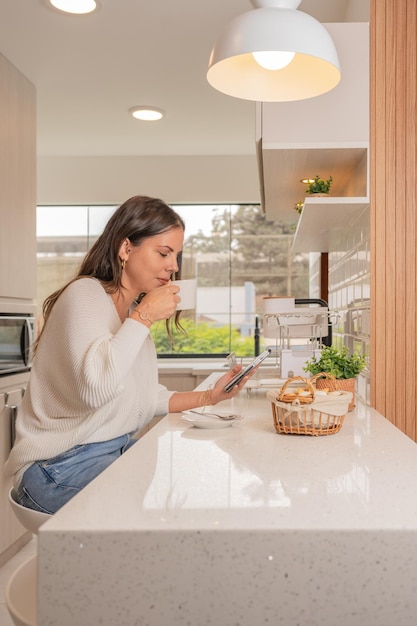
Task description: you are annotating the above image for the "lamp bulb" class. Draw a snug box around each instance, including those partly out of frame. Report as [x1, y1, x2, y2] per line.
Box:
[252, 50, 295, 71]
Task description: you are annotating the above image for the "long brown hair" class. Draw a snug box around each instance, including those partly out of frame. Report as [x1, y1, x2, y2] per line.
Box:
[35, 196, 185, 352]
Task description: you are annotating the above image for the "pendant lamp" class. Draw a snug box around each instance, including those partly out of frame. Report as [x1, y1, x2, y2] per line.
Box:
[207, 0, 341, 102]
[48, 0, 97, 14]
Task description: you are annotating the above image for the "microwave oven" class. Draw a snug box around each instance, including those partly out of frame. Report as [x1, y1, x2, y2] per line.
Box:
[0, 313, 36, 376]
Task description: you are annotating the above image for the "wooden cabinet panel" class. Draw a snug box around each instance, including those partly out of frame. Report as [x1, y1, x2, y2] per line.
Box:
[0, 53, 36, 302]
[158, 372, 197, 392]
[0, 382, 30, 564]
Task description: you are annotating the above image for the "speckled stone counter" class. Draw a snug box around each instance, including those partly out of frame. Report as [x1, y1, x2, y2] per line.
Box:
[37, 376, 417, 625]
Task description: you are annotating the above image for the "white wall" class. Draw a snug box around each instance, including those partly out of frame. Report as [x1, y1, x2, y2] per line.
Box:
[37, 155, 260, 206]
[345, 0, 370, 22]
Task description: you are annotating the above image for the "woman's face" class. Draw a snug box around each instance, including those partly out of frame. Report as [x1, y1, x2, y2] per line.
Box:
[121, 226, 184, 294]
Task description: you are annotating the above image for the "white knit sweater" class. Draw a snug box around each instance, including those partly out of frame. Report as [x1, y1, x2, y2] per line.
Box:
[5, 278, 173, 487]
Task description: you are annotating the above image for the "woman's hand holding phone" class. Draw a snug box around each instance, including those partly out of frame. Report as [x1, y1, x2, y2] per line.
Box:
[223, 349, 271, 392]
[202, 349, 271, 405]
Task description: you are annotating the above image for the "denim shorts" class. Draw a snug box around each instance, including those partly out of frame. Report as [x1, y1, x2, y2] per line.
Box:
[16, 434, 137, 515]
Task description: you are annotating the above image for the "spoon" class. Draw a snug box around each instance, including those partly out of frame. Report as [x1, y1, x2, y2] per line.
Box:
[187, 410, 239, 421]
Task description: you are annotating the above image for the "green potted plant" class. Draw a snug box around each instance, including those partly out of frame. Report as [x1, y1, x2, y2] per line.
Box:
[303, 345, 366, 411]
[305, 174, 333, 195]
[293, 201, 304, 215]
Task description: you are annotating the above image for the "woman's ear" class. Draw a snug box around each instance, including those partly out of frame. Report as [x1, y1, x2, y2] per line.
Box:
[118, 238, 131, 261]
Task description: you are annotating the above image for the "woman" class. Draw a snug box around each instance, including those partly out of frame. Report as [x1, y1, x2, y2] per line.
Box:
[5, 196, 249, 514]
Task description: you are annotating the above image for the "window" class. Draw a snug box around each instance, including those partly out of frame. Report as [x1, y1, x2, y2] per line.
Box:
[37, 204, 309, 357]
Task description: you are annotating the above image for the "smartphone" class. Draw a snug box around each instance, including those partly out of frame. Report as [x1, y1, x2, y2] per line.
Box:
[223, 348, 271, 392]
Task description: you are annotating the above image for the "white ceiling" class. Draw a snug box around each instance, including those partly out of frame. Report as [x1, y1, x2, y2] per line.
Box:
[0, 0, 369, 159]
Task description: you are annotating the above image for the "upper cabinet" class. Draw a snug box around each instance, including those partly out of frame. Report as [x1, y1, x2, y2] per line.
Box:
[0, 53, 36, 305]
[256, 23, 370, 230]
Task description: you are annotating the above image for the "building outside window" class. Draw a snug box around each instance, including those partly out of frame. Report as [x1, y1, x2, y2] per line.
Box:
[37, 204, 309, 357]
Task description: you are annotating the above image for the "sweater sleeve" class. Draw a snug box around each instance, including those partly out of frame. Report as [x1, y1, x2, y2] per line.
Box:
[155, 385, 175, 416]
[38, 278, 150, 412]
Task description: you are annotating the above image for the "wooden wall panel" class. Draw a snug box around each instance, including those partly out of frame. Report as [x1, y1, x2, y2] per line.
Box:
[370, 0, 417, 440]
[404, 0, 417, 440]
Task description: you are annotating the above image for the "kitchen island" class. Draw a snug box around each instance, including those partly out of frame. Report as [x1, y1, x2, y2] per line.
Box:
[37, 374, 417, 625]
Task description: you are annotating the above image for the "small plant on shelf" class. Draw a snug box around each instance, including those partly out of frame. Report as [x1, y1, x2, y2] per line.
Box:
[303, 344, 366, 380]
[293, 201, 304, 215]
[305, 174, 333, 195]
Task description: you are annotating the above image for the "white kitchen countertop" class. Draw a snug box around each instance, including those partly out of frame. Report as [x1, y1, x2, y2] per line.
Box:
[37, 374, 417, 625]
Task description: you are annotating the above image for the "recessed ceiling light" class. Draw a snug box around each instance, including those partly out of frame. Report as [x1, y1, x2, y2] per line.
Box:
[129, 107, 164, 122]
[49, 0, 98, 15]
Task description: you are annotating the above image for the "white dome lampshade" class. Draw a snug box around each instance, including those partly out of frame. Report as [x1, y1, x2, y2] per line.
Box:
[49, 0, 97, 14]
[207, 0, 341, 102]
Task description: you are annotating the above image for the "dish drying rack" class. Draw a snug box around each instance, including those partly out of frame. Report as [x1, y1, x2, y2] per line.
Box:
[263, 298, 336, 378]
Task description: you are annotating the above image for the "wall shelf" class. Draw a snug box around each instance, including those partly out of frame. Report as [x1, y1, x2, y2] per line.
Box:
[292, 196, 369, 253]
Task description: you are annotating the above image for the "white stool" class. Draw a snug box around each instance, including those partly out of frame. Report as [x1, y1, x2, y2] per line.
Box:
[8, 488, 51, 535]
[5, 554, 37, 626]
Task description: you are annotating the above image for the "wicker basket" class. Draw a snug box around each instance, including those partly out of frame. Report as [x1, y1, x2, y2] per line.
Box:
[267, 374, 352, 436]
[312, 372, 356, 412]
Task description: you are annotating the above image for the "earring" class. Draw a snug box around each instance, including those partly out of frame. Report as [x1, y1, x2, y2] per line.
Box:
[121, 259, 126, 270]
